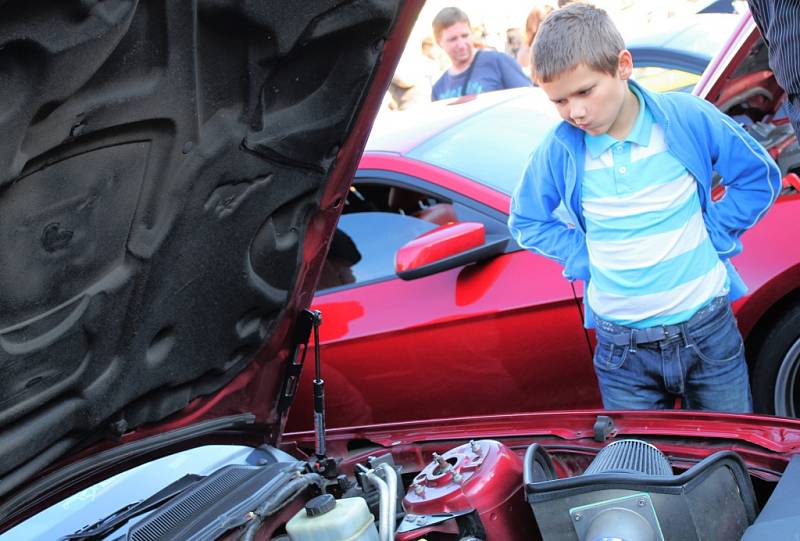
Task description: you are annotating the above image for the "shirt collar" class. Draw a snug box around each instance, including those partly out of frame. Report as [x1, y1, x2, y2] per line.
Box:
[584, 83, 652, 159]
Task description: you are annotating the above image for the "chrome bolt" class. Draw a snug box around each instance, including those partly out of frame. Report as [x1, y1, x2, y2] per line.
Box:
[413, 483, 424, 495]
[416, 516, 426, 525]
[574, 512, 582, 522]
[470, 440, 480, 453]
[405, 514, 416, 522]
[638, 498, 646, 507]
[452, 471, 463, 483]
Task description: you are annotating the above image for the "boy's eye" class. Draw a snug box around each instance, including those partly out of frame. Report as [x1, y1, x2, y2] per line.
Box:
[579, 88, 591, 96]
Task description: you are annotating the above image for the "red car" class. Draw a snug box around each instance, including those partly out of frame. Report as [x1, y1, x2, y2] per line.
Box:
[4, 3, 800, 541]
[286, 12, 800, 433]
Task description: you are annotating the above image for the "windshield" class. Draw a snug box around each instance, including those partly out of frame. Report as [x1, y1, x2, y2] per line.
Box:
[3, 446, 265, 541]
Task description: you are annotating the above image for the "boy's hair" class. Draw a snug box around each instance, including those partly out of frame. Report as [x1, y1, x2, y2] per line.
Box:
[432, 7, 471, 40]
[533, 3, 625, 83]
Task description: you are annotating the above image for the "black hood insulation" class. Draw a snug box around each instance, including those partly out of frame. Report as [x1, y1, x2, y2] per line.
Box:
[0, 0, 403, 500]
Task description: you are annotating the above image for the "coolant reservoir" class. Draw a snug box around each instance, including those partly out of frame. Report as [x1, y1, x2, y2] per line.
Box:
[286, 494, 379, 541]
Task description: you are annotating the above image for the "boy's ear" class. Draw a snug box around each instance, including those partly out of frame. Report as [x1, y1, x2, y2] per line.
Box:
[617, 49, 633, 80]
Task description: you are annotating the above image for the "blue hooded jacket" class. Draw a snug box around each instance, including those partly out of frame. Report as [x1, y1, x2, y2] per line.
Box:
[508, 80, 782, 327]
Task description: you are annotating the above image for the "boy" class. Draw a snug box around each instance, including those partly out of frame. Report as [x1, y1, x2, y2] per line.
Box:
[508, 4, 781, 412]
[431, 7, 531, 101]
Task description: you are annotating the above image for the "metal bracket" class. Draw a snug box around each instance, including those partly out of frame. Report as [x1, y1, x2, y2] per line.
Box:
[276, 309, 321, 417]
[593, 415, 615, 442]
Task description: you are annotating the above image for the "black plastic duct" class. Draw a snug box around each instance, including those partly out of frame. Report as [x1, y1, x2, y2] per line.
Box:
[525, 439, 758, 541]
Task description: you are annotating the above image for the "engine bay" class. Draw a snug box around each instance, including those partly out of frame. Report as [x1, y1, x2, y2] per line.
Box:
[257, 434, 797, 541]
[46, 432, 791, 541]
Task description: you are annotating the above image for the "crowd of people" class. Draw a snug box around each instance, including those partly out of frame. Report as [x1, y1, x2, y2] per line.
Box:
[384, 1, 584, 112]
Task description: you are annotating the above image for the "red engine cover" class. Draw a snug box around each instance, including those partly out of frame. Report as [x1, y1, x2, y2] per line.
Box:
[402, 439, 538, 540]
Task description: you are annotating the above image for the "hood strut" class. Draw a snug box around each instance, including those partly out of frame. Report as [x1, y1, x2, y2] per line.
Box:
[310, 310, 325, 459]
[277, 309, 337, 477]
[309, 310, 338, 478]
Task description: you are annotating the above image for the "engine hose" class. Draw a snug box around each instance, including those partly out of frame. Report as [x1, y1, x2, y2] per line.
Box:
[239, 472, 324, 541]
[360, 462, 399, 541]
[365, 471, 390, 541]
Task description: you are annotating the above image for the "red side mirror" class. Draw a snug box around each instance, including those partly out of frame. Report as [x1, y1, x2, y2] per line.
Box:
[782, 172, 800, 192]
[395, 222, 485, 276]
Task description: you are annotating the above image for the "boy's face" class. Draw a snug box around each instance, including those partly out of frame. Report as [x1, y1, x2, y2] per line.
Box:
[540, 51, 634, 138]
[437, 21, 474, 69]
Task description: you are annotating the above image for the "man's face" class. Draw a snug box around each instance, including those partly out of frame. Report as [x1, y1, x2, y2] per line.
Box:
[437, 21, 474, 69]
[540, 53, 632, 137]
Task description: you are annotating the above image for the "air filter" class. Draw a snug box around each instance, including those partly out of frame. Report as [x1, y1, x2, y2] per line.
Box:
[584, 440, 672, 477]
[525, 439, 758, 541]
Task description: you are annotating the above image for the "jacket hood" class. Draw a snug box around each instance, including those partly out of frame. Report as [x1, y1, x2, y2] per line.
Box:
[0, 0, 420, 502]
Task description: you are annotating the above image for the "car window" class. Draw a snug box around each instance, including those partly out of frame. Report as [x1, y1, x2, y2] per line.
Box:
[317, 182, 502, 292]
[331, 212, 437, 287]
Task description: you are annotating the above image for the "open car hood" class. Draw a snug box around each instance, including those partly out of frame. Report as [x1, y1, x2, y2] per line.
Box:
[0, 0, 420, 501]
[695, 13, 786, 126]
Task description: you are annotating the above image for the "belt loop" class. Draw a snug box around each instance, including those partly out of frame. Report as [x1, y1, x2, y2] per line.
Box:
[629, 329, 638, 353]
[680, 322, 690, 348]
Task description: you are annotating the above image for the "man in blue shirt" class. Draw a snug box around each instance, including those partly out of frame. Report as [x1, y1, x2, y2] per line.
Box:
[431, 7, 532, 101]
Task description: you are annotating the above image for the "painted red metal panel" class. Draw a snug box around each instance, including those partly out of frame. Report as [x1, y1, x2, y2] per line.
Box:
[731, 194, 800, 338]
[286, 409, 800, 457]
[286, 249, 595, 432]
[401, 439, 537, 540]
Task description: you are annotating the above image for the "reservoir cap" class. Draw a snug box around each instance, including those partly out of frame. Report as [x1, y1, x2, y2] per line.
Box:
[305, 493, 336, 517]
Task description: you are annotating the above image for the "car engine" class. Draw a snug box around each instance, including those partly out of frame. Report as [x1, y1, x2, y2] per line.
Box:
[218, 436, 798, 541]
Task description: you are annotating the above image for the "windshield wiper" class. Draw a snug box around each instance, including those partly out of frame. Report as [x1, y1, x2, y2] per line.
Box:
[61, 473, 204, 541]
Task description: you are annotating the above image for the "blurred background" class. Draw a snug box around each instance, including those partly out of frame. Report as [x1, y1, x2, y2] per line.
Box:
[382, 0, 749, 113]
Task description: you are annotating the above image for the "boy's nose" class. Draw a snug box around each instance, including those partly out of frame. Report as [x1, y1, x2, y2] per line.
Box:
[570, 104, 586, 121]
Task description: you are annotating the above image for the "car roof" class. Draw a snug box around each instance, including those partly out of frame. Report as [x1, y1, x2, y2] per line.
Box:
[366, 88, 532, 155]
[365, 87, 562, 195]
[627, 13, 741, 69]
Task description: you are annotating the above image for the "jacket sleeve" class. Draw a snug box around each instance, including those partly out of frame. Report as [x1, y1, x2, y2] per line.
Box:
[508, 143, 590, 281]
[698, 97, 782, 256]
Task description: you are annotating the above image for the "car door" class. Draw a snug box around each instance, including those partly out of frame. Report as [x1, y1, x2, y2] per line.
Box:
[285, 170, 598, 433]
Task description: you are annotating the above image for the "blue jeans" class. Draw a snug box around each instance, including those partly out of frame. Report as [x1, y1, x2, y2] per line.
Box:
[592, 296, 753, 412]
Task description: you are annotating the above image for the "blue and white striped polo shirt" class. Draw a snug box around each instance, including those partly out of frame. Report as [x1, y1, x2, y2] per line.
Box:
[582, 86, 728, 328]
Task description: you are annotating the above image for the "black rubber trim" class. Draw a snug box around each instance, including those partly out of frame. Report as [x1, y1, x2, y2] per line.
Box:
[523, 443, 558, 486]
